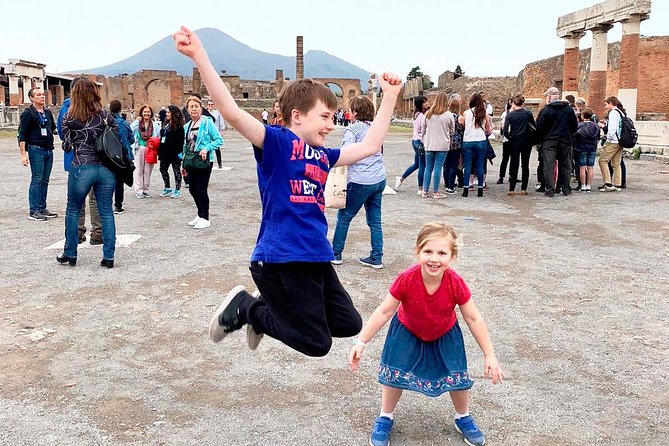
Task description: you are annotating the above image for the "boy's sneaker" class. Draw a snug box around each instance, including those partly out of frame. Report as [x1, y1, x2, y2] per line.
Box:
[194, 218, 211, 229]
[40, 209, 58, 218]
[394, 176, 402, 190]
[446, 188, 456, 194]
[188, 216, 201, 226]
[114, 207, 126, 214]
[135, 192, 145, 199]
[454, 415, 486, 446]
[369, 416, 394, 446]
[246, 290, 263, 350]
[359, 256, 383, 269]
[142, 191, 152, 198]
[171, 190, 182, 199]
[28, 212, 47, 221]
[208, 285, 250, 343]
[159, 188, 172, 197]
[331, 253, 343, 265]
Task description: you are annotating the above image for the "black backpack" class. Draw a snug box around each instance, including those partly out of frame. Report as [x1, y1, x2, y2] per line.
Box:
[615, 109, 638, 148]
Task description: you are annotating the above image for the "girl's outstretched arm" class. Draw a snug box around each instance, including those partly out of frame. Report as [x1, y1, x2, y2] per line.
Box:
[348, 293, 400, 371]
[173, 26, 265, 148]
[459, 299, 505, 384]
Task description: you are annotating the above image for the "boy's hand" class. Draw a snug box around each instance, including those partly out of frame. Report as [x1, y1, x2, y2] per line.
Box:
[348, 345, 365, 371]
[173, 26, 204, 60]
[483, 355, 505, 384]
[378, 72, 403, 97]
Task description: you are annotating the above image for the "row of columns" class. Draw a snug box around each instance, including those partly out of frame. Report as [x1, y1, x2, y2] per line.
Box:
[561, 16, 642, 119]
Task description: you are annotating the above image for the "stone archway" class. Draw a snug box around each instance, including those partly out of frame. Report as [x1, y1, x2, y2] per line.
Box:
[314, 78, 362, 110]
[145, 78, 171, 111]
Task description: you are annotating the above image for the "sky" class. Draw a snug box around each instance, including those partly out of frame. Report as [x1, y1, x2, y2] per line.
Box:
[2, 0, 667, 81]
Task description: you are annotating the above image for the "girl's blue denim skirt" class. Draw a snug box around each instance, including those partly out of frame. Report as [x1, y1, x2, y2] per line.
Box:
[377, 314, 473, 397]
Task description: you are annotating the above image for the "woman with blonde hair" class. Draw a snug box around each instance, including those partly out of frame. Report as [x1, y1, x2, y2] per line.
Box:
[131, 104, 161, 198]
[58, 78, 118, 268]
[421, 92, 454, 198]
[182, 96, 223, 229]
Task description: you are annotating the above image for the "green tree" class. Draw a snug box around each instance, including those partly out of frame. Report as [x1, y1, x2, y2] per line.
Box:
[407, 66, 424, 80]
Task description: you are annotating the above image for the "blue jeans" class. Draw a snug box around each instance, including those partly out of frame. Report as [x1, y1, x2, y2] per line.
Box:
[401, 140, 426, 188]
[462, 141, 487, 188]
[27, 145, 53, 213]
[423, 151, 447, 193]
[444, 149, 461, 190]
[332, 180, 385, 261]
[65, 165, 117, 260]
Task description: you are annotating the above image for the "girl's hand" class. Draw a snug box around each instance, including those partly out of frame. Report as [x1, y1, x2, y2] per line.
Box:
[483, 355, 505, 384]
[349, 344, 365, 371]
[173, 26, 204, 60]
[199, 149, 208, 160]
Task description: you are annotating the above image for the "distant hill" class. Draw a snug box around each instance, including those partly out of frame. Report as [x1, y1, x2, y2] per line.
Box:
[77, 28, 370, 88]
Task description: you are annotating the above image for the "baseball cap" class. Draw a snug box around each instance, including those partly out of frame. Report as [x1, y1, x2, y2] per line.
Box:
[544, 87, 560, 96]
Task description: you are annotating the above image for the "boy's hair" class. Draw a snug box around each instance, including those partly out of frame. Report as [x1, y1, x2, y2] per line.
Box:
[278, 79, 337, 126]
[425, 91, 448, 119]
[348, 95, 375, 122]
[581, 108, 594, 120]
[109, 100, 122, 114]
[415, 222, 460, 259]
[565, 94, 576, 105]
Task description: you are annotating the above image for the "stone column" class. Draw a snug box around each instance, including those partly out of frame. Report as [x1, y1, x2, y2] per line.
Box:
[562, 32, 583, 99]
[618, 16, 641, 120]
[8, 75, 21, 106]
[296, 36, 304, 80]
[588, 25, 612, 117]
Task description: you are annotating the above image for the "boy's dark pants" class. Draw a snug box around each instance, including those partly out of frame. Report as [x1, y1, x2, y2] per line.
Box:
[246, 261, 362, 357]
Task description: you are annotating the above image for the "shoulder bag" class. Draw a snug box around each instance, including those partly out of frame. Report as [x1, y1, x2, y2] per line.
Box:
[324, 166, 347, 209]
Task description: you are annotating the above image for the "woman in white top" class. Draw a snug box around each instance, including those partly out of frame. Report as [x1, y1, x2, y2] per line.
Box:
[420, 92, 454, 198]
[395, 96, 428, 194]
[458, 93, 491, 197]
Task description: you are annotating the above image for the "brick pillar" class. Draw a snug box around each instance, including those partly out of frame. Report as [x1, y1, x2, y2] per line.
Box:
[8, 75, 21, 106]
[618, 17, 642, 120]
[562, 33, 583, 99]
[192, 67, 201, 95]
[296, 36, 304, 80]
[588, 25, 612, 118]
[53, 85, 65, 105]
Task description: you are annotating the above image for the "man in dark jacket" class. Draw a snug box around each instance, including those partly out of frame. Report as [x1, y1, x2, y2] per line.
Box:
[535, 87, 579, 197]
[18, 87, 57, 221]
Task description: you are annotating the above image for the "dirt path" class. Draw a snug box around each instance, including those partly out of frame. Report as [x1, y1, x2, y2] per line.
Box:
[1, 129, 667, 445]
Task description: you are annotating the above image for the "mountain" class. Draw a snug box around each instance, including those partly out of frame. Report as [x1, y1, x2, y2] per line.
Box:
[77, 28, 371, 88]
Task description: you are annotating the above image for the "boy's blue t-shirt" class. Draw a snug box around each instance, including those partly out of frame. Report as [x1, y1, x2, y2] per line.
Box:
[252, 125, 341, 263]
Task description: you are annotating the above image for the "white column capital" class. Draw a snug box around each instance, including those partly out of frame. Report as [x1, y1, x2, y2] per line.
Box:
[563, 32, 585, 49]
[622, 17, 641, 36]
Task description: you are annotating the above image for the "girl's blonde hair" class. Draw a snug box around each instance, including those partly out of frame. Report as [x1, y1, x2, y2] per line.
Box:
[425, 92, 449, 120]
[415, 222, 460, 258]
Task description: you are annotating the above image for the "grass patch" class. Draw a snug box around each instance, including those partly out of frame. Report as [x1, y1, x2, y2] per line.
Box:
[0, 129, 17, 139]
[388, 125, 412, 134]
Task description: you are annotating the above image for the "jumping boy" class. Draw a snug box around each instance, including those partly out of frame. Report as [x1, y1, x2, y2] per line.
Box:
[173, 26, 402, 357]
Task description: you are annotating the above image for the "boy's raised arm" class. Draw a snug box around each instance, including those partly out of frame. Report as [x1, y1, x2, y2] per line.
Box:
[334, 73, 402, 167]
[173, 26, 266, 149]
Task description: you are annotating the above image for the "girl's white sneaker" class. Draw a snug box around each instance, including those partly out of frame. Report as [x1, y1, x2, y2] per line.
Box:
[194, 219, 211, 229]
[188, 216, 201, 226]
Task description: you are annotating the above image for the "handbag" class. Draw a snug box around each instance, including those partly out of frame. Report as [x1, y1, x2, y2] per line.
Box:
[96, 114, 127, 173]
[182, 149, 210, 170]
[324, 166, 347, 209]
[486, 138, 496, 164]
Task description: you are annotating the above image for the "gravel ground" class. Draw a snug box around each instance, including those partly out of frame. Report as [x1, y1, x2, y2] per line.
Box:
[1, 128, 668, 446]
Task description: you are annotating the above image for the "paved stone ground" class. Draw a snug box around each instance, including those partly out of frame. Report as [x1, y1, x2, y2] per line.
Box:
[1, 128, 668, 446]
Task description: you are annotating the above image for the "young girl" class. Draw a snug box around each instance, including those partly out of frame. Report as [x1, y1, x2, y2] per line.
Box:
[349, 222, 504, 446]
